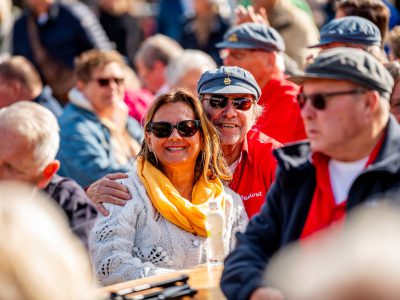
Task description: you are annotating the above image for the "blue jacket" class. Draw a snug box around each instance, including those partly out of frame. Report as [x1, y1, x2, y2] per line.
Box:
[12, 1, 112, 70]
[57, 103, 143, 188]
[220, 116, 400, 300]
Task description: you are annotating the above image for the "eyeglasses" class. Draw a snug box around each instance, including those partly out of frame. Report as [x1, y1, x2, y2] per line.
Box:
[202, 94, 254, 111]
[146, 120, 201, 138]
[92, 77, 124, 87]
[297, 88, 368, 110]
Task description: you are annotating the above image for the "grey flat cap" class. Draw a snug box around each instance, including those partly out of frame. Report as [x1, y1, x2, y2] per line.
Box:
[288, 47, 393, 98]
[309, 16, 382, 48]
[197, 66, 261, 100]
[215, 23, 285, 52]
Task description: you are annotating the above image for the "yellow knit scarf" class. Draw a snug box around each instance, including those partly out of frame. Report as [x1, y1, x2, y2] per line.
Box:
[136, 156, 225, 236]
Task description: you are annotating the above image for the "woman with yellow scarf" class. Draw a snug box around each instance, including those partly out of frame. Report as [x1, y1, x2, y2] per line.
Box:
[89, 89, 248, 285]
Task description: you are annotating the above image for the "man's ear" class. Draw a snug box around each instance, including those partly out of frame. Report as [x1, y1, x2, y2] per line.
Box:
[37, 160, 60, 189]
[76, 80, 86, 92]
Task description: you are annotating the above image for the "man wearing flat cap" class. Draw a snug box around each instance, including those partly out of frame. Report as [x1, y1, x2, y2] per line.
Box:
[221, 47, 400, 300]
[309, 16, 386, 63]
[216, 23, 306, 144]
[86, 66, 282, 219]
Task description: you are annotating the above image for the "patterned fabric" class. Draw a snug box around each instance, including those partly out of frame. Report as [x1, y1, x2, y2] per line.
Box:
[44, 174, 98, 247]
[89, 164, 248, 286]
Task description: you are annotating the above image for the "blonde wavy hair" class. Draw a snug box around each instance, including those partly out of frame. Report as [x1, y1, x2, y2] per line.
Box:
[139, 89, 232, 182]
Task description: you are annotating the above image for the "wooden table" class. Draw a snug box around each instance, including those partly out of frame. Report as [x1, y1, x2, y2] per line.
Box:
[100, 264, 226, 299]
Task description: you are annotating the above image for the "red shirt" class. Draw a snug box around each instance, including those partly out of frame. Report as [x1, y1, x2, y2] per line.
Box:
[229, 130, 282, 218]
[254, 76, 306, 144]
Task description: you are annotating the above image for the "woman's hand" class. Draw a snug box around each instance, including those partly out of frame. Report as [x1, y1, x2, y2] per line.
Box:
[235, 5, 269, 26]
[87, 173, 131, 216]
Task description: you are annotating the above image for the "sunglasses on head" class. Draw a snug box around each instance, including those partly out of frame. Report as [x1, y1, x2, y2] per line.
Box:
[93, 77, 124, 87]
[297, 88, 368, 110]
[203, 94, 254, 111]
[146, 120, 201, 138]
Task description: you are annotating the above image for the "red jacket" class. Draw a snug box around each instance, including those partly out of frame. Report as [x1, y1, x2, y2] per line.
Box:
[254, 76, 306, 144]
[229, 130, 281, 218]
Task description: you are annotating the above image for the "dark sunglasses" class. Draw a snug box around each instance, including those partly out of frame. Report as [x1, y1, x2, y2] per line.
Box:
[146, 120, 201, 138]
[203, 95, 254, 111]
[297, 88, 368, 110]
[93, 77, 124, 87]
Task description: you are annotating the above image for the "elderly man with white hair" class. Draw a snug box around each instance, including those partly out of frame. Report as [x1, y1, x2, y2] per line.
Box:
[0, 101, 97, 246]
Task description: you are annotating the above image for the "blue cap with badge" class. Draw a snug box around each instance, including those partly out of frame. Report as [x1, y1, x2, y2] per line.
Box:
[215, 23, 285, 52]
[197, 66, 261, 101]
[308, 16, 382, 48]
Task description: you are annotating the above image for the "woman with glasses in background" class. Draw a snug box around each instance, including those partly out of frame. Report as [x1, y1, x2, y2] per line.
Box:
[57, 49, 143, 188]
[89, 89, 248, 285]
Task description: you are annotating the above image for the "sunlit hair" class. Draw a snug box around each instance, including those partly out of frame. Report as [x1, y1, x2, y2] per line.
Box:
[0, 101, 60, 174]
[0, 182, 97, 300]
[74, 49, 126, 83]
[139, 89, 232, 182]
[165, 50, 216, 87]
[0, 56, 42, 91]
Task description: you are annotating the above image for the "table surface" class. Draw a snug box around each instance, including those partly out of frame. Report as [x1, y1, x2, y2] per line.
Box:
[100, 264, 226, 300]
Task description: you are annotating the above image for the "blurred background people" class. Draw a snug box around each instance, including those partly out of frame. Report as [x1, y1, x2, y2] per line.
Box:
[134, 34, 183, 95]
[90, 89, 247, 285]
[179, 0, 231, 65]
[0, 182, 97, 300]
[251, 0, 319, 68]
[267, 202, 400, 300]
[12, 0, 112, 103]
[388, 25, 400, 60]
[156, 0, 192, 41]
[0, 55, 62, 116]
[165, 49, 216, 96]
[97, 0, 144, 68]
[0, 101, 97, 247]
[57, 50, 143, 188]
[0, 0, 12, 54]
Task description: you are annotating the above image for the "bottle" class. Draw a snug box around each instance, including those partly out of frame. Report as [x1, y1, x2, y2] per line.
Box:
[206, 200, 226, 265]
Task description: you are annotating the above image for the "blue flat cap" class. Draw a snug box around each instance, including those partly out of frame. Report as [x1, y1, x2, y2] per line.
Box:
[215, 23, 285, 52]
[309, 16, 382, 48]
[197, 66, 261, 101]
[288, 47, 393, 99]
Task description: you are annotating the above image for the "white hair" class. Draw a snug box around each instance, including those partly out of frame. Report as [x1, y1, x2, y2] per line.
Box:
[0, 182, 97, 300]
[165, 50, 217, 87]
[0, 101, 60, 172]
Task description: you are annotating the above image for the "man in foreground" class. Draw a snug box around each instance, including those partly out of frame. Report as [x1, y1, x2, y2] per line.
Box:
[0, 102, 97, 246]
[220, 47, 400, 300]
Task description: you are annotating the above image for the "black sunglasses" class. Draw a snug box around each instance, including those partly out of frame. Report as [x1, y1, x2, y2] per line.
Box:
[146, 120, 201, 138]
[297, 88, 368, 110]
[203, 95, 254, 111]
[92, 77, 124, 87]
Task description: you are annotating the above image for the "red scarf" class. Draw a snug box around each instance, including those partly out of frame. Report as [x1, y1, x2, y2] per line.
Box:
[300, 135, 385, 240]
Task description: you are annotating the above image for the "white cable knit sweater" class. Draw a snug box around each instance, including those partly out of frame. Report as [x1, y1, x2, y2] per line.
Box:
[89, 166, 248, 286]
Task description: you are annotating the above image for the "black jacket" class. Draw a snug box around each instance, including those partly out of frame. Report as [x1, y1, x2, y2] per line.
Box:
[220, 116, 400, 300]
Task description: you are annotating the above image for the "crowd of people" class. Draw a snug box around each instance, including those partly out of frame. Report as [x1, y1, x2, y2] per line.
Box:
[2, 0, 400, 299]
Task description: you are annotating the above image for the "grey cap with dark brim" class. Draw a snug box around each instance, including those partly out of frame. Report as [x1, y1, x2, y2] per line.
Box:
[215, 23, 285, 52]
[288, 47, 393, 99]
[308, 16, 382, 48]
